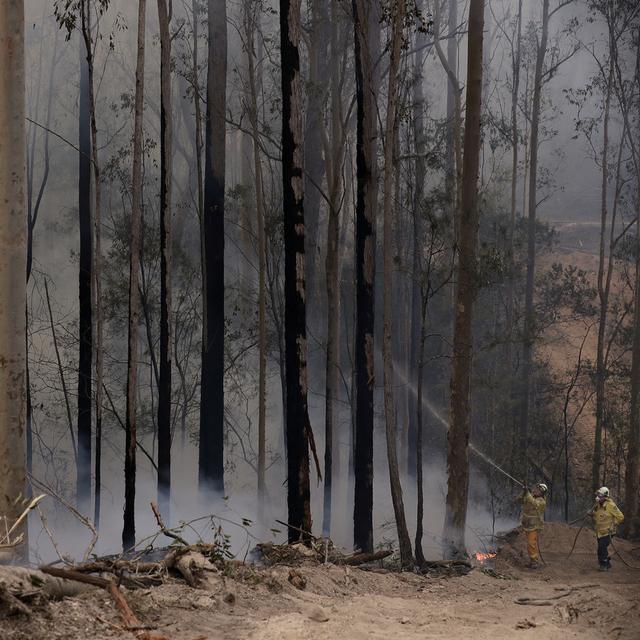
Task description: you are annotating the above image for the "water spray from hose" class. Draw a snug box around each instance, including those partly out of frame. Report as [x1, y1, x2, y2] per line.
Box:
[393, 363, 524, 489]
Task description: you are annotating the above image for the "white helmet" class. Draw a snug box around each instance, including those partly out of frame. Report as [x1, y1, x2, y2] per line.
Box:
[596, 486, 609, 498]
[537, 483, 548, 494]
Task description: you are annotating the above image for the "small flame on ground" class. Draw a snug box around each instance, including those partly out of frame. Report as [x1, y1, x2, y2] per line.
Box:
[474, 552, 497, 563]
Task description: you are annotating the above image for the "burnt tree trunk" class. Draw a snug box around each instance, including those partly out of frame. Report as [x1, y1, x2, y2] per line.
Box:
[199, 0, 227, 495]
[77, 20, 92, 516]
[352, 0, 378, 554]
[157, 0, 173, 522]
[123, 0, 146, 551]
[281, 0, 312, 542]
[78, 4, 103, 529]
[442, 0, 485, 560]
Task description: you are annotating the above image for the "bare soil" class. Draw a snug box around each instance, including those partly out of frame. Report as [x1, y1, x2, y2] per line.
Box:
[1, 522, 638, 640]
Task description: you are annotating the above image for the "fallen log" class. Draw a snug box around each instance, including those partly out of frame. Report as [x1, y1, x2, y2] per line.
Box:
[338, 550, 393, 566]
[40, 565, 169, 640]
[423, 559, 472, 568]
[151, 501, 189, 546]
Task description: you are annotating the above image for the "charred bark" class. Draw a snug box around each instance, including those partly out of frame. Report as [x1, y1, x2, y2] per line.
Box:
[157, 0, 173, 522]
[281, 0, 313, 542]
[77, 24, 93, 516]
[199, 0, 227, 496]
[352, 0, 378, 555]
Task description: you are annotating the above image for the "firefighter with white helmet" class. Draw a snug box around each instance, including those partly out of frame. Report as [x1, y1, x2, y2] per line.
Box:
[590, 487, 624, 571]
[519, 482, 548, 568]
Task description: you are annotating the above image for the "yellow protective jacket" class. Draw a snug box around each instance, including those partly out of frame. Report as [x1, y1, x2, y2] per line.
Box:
[592, 498, 624, 538]
[520, 489, 546, 532]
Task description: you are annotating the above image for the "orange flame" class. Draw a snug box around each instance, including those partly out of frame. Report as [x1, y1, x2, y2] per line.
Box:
[474, 552, 497, 563]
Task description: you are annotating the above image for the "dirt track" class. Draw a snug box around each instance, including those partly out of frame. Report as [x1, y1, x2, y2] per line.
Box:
[1, 523, 638, 639]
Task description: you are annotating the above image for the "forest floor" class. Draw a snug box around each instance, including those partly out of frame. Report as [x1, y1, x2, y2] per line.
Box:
[1, 522, 638, 640]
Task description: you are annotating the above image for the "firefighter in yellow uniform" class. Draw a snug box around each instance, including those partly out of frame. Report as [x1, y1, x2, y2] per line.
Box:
[519, 483, 548, 568]
[591, 487, 624, 571]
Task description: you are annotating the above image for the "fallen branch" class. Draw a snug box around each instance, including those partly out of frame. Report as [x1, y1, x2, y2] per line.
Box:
[514, 587, 589, 606]
[39, 566, 169, 640]
[151, 502, 189, 546]
[0, 582, 32, 616]
[275, 519, 319, 542]
[28, 475, 97, 561]
[338, 549, 393, 566]
[423, 559, 472, 569]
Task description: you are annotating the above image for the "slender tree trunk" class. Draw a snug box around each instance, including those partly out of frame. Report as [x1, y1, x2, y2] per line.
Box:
[78, 1, 104, 531]
[192, 0, 204, 224]
[322, 0, 343, 539]
[436, 0, 461, 221]
[593, 57, 614, 492]
[442, 0, 485, 560]
[199, 0, 227, 495]
[408, 0, 428, 478]
[434, 0, 462, 343]
[304, 0, 329, 308]
[244, 0, 267, 513]
[123, 0, 146, 551]
[415, 289, 428, 565]
[157, 0, 173, 522]
[77, 14, 93, 516]
[505, 0, 522, 467]
[519, 0, 549, 473]
[352, 0, 378, 554]
[382, 0, 412, 569]
[281, 0, 312, 542]
[0, 0, 27, 554]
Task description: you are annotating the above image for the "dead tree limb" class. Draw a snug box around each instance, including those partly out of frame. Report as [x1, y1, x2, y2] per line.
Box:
[39, 566, 169, 640]
[338, 549, 393, 565]
[275, 519, 320, 542]
[150, 501, 189, 546]
[28, 474, 97, 560]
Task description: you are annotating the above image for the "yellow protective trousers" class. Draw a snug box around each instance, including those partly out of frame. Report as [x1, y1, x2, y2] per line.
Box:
[526, 530, 539, 562]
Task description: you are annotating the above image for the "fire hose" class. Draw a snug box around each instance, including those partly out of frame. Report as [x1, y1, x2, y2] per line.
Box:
[609, 536, 640, 570]
[566, 514, 640, 569]
[566, 518, 587, 560]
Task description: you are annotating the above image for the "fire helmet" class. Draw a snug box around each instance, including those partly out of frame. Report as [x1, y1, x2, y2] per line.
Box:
[537, 483, 548, 494]
[596, 486, 609, 498]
